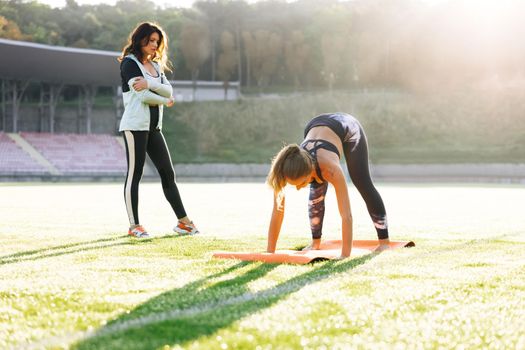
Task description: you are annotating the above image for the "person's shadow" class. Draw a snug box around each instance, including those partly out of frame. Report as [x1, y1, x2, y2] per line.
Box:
[0, 234, 214, 266]
[0, 235, 133, 266]
[73, 253, 377, 350]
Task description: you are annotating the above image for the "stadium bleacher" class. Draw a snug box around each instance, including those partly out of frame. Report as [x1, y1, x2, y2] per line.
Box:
[18, 132, 127, 175]
[0, 132, 48, 175]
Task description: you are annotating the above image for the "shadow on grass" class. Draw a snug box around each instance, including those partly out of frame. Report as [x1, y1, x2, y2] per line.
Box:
[73, 253, 377, 350]
[0, 235, 133, 265]
[0, 233, 220, 266]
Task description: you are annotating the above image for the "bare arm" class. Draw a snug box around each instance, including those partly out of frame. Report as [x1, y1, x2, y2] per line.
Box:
[329, 166, 353, 257]
[267, 193, 285, 253]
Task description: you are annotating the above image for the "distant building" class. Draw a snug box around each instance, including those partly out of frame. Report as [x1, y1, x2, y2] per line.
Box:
[0, 38, 239, 134]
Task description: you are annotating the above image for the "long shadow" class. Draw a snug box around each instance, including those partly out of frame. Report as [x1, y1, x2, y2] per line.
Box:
[0, 233, 201, 266]
[73, 253, 376, 350]
[0, 235, 132, 265]
[0, 235, 128, 259]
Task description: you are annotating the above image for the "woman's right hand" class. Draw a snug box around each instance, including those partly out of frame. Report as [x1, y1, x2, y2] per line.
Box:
[132, 77, 148, 91]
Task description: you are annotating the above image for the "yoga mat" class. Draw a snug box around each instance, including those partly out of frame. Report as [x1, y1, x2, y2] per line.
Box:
[213, 240, 415, 264]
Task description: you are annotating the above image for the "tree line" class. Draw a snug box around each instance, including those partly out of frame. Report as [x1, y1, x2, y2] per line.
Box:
[2, 0, 525, 93]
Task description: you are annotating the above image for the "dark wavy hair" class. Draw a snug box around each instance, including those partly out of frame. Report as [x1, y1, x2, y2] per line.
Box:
[119, 22, 172, 72]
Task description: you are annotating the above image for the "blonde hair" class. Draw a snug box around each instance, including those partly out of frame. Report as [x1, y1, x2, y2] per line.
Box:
[267, 144, 313, 206]
[119, 22, 172, 73]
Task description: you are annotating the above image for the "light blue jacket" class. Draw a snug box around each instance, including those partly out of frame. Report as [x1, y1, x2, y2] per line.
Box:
[119, 54, 173, 131]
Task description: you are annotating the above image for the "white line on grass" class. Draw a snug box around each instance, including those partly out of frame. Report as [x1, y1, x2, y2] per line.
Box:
[29, 257, 374, 349]
[24, 238, 511, 349]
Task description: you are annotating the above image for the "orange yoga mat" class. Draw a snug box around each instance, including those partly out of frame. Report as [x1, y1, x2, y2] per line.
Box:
[213, 240, 415, 264]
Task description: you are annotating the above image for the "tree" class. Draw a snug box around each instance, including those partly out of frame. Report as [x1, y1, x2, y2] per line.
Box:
[251, 30, 283, 91]
[321, 33, 346, 91]
[194, 1, 223, 81]
[179, 21, 211, 101]
[0, 15, 27, 40]
[216, 30, 238, 100]
[242, 30, 256, 88]
[222, 1, 249, 88]
[311, 4, 352, 91]
[284, 30, 310, 90]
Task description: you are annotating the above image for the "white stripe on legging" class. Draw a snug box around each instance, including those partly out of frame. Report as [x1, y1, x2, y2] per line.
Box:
[160, 132, 176, 178]
[123, 131, 136, 225]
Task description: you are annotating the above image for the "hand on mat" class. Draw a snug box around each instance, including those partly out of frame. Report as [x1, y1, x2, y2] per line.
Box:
[302, 238, 321, 251]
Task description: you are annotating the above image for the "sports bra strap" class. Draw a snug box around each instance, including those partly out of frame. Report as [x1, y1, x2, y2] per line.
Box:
[301, 139, 340, 157]
[300, 139, 340, 183]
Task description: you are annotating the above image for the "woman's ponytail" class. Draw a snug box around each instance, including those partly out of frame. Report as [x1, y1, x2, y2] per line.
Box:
[267, 144, 313, 208]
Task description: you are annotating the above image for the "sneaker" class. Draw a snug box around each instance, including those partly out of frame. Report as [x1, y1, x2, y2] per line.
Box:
[173, 221, 200, 236]
[128, 225, 150, 238]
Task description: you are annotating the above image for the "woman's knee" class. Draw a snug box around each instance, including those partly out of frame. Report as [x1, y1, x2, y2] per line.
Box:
[350, 174, 374, 192]
[158, 168, 175, 186]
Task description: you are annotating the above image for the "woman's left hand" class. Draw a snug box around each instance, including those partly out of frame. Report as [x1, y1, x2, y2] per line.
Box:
[132, 77, 148, 91]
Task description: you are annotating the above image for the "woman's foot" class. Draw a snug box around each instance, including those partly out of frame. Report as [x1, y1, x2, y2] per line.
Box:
[128, 225, 150, 238]
[374, 238, 391, 252]
[173, 220, 200, 236]
[302, 238, 321, 251]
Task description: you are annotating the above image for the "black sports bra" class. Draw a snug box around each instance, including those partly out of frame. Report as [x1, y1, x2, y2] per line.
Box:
[300, 139, 340, 182]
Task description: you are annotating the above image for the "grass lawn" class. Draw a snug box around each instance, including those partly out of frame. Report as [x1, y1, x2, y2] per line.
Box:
[0, 182, 524, 349]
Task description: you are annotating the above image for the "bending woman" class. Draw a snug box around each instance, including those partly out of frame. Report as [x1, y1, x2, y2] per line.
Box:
[266, 112, 390, 258]
[119, 22, 198, 238]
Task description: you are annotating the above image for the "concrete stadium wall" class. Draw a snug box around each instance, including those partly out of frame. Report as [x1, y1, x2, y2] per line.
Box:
[170, 163, 525, 184]
[2, 163, 525, 183]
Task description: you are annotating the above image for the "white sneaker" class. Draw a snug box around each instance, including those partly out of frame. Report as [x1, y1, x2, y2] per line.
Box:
[128, 225, 150, 238]
[173, 221, 200, 236]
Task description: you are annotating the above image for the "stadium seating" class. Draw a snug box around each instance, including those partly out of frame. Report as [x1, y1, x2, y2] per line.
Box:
[0, 132, 47, 174]
[20, 132, 127, 175]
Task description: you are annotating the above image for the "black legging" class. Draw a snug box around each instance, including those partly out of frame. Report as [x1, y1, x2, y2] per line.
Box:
[343, 126, 388, 239]
[308, 126, 388, 240]
[122, 129, 187, 226]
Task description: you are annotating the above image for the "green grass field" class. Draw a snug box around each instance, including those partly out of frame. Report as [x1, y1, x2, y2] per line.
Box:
[1, 182, 524, 349]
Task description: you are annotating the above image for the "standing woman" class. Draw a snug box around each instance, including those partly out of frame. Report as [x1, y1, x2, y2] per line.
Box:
[119, 22, 198, 238]
[266, 112, 390, 258]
